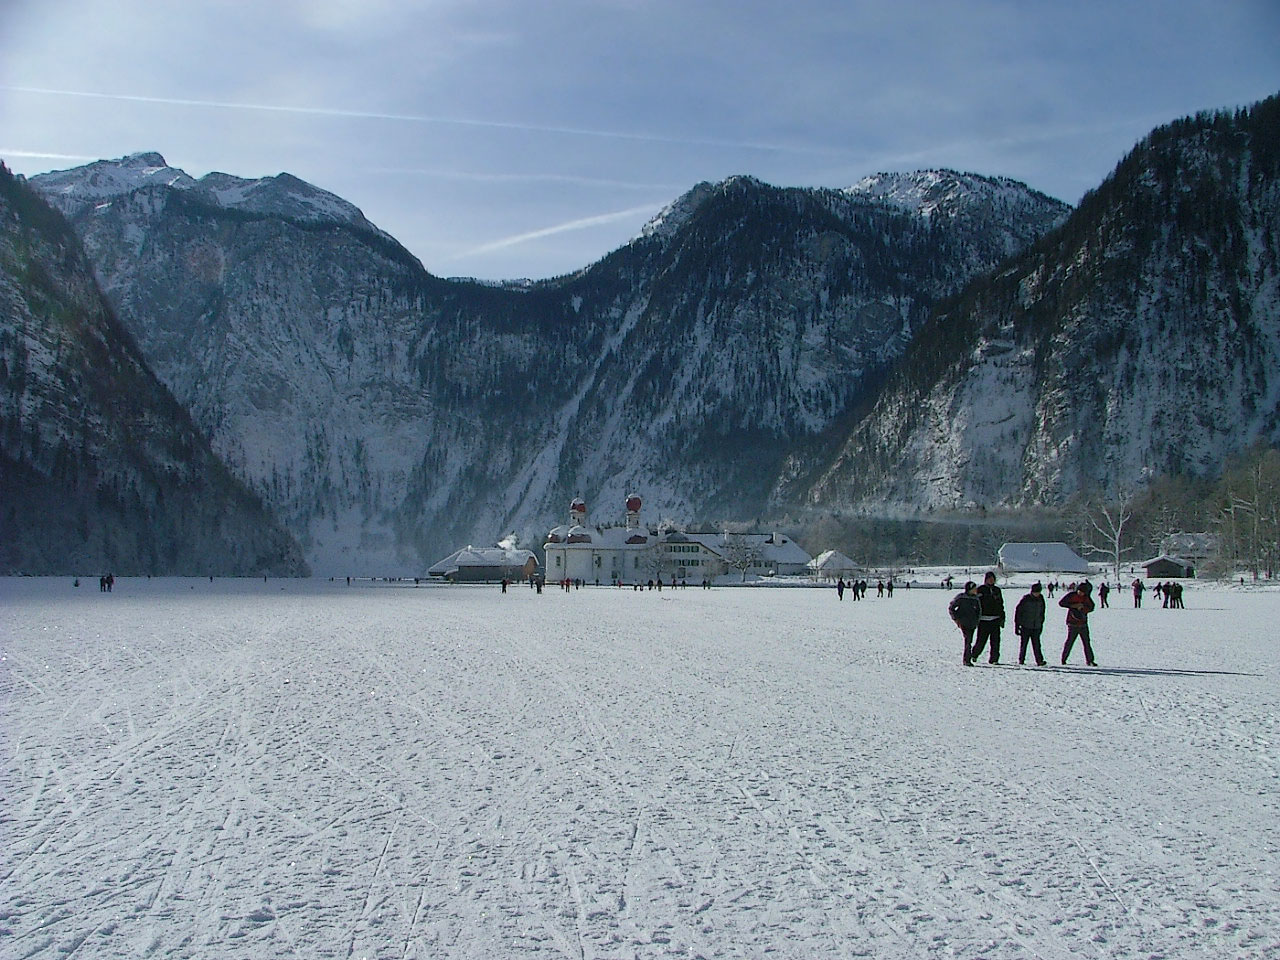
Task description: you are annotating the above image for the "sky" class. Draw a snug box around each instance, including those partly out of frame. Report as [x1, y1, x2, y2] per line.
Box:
[1, 1, 1277, 281]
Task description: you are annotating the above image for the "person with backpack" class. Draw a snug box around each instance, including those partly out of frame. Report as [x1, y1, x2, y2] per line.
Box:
[1014, 582, 1048, 666]
[949, 580, 982, 667]
[1059, 581, 1098, 666]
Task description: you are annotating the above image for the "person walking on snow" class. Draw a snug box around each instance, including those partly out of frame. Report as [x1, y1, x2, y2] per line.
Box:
[1131, 578, 1144, 608]
[969, 571, 1006, 664]
[1059, 581, 1098, 666]
[949, 581, 982, 666]
[1014, 582, 1048, 666]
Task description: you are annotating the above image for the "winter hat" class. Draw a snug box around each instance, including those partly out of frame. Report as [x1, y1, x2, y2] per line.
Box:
[1031, 581, 1043, 593]
[964, 581, 977, 591]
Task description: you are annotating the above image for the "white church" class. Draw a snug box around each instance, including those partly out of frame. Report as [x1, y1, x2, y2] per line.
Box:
[543, 496, 812, 584]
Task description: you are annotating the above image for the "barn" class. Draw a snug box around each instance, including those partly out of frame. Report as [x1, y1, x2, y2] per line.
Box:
[1142, 554, 1196, 579]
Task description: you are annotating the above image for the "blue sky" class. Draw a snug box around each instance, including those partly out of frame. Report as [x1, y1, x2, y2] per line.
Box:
[2, 1, 1277, 280]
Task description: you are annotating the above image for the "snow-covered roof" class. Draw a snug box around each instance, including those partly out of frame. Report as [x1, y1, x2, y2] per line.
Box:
[1140, 554, 1194, 568]
[682, 533, 813, 566]
[997, 542, 1090, 574]
[808, 549, 858, 571]
[428, 546, 535, 576]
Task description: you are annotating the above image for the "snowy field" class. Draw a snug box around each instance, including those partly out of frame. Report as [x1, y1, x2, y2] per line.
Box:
[2, 576, 1278, 960]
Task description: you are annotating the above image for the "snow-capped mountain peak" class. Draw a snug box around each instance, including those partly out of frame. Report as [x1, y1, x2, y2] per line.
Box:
[195, 170, 383, 234]
[845, 169, 1055, 219]
[34, 151, 196, 204]
[639, 179, 720, 240]
[31, 153, 390, 241]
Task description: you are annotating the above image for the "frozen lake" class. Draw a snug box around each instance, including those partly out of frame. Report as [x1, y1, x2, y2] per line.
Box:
[2, 576, 1277, 959]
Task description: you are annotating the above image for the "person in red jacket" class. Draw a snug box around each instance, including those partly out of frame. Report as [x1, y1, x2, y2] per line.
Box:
[1059, 581, 1098, 666]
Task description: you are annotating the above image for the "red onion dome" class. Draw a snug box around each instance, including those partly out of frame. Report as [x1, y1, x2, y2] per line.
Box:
[626, 495, 642, 513]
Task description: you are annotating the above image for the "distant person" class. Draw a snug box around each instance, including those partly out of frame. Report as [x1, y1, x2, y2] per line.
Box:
[1014, 582, 1048, 666]
[1059, 581, 1098, 666]
[969, 571, 1006, 665]
[837, 578, 846, 601]
[1098, 582, 1110, 608]
[1171, 581, 1185, 608]
[876, 580, 884, 598]
[886, 580, 894, 597]
[949, 580, 982, 667]
[1131, 578, 1144, 608]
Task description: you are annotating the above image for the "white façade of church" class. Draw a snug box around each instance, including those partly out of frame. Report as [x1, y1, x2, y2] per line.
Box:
[543, 496, 812, 584]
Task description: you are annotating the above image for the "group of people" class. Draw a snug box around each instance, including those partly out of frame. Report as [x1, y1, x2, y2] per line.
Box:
[948, 571, 1098, 667]
[836, 578, 871, 600]
[1129, 578, 1188, 608]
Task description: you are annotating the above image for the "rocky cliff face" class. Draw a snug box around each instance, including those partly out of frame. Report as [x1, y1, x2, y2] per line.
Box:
[31, 156, 1067, 572]
[0, 164, 308, 575]
[805, 97, 1280, 512]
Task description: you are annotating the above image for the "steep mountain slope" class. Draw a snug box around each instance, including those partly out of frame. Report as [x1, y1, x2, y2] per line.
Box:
[0, 164, 308, 576]
[806, 96, 1280, 512]
[30, 155, 1068, 572]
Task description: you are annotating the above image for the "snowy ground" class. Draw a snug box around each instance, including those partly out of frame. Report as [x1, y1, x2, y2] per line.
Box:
[2, 576, 1277, 959]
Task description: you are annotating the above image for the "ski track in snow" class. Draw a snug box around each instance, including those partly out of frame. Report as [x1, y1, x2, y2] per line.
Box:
[1, 578, 1277, 959]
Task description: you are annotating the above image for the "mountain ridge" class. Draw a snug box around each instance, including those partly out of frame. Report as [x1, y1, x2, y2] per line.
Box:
[26, 158, 1068, 572]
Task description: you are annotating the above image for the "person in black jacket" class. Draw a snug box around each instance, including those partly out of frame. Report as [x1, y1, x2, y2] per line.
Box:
[969, 571, 1006, 664]
[1014, 582, 1048, 666]
[949, 581, 982, 666]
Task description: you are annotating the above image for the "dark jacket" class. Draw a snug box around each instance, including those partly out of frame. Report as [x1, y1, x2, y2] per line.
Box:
[1059, 589, 1095, 625]
[949, 591, 982, 630]
[976, 583, 1005, 625]
[1014, 593, 1046, 634]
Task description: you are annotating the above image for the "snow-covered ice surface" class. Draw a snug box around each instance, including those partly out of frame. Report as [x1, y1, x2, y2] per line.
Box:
[2, 577, 1277, 959]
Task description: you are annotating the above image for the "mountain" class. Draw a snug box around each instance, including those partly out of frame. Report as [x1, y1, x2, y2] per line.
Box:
[27, 155, 1068, 573]
[804, 96, 1280, 513]
[0, 163, 308, 576]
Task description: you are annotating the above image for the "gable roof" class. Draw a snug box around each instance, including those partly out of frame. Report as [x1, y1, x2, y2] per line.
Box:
[997, 542, 1090, 574]
[428, 546, 536, 576]
[808, 549, 859, 571]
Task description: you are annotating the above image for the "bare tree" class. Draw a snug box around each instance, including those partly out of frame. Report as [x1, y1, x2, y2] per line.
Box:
[1081, 489, 1136, 583]
[721, 533, 763, 582]
[1216, 446, 1280, 580]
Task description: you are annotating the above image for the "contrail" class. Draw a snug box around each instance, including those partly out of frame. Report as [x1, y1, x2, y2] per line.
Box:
[0, 148, 102, 163]
[445, 204, 661, 261]
[2, 84, 840, 156]
[370, 166, 678, 192]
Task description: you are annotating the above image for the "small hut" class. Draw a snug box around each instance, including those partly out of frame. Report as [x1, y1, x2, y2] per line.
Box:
[1142, 554, 1196, 579]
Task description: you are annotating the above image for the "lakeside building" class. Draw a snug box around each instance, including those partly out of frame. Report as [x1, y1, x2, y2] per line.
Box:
[807, 549, 860, 581]
[543, 497, 811, 584]
[428, 545, 538, 582]
[997, 542, 1091, 575]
